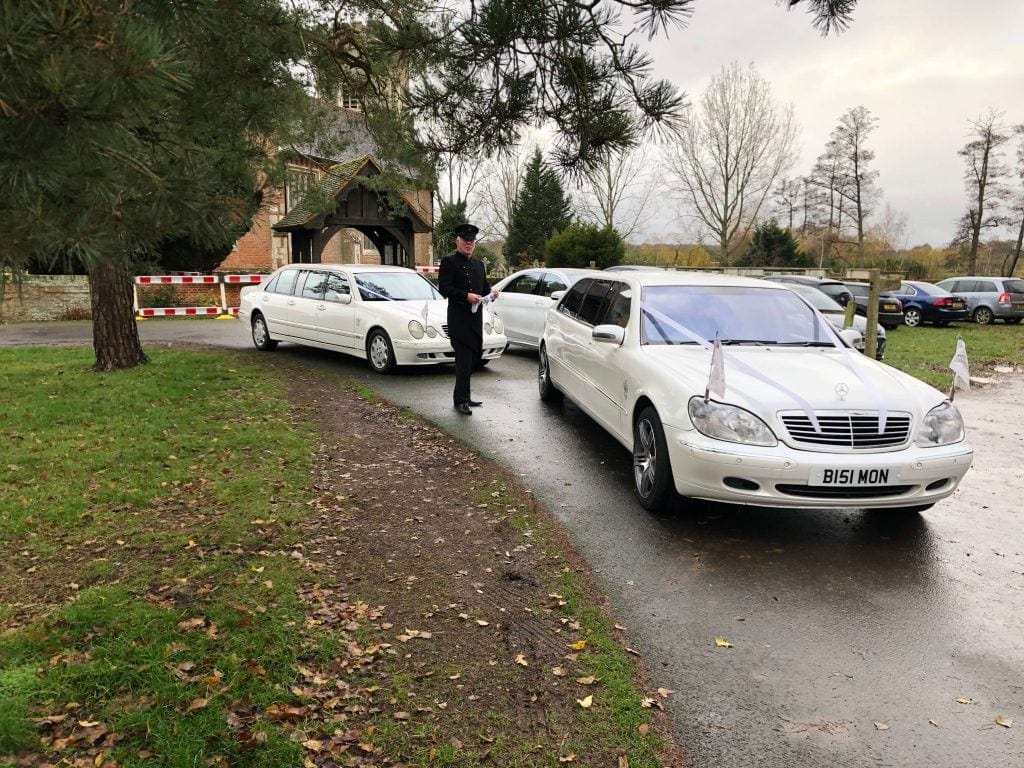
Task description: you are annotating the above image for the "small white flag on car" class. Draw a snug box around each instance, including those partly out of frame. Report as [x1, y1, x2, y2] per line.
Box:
[421, 301, 429, 326]
[705, 335, 726, 401]
[948, 337, 970, 398]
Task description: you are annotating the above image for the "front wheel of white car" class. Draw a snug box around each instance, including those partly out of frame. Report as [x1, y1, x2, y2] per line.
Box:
[633, 406, 676, 512]
[366, 329, 397, 374]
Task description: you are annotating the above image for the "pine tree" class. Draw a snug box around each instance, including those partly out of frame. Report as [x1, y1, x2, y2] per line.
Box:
[434, 201, 470, 258]
[505, 150, 574, 267]
[736, 220, 810, 267]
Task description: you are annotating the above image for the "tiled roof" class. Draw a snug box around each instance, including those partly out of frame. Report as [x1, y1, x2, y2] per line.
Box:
[273, 155, 430, 232]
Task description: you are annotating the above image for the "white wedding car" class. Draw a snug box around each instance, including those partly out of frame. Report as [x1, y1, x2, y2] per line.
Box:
[538, 271, 973, 513]
[239, 264, 506, 373]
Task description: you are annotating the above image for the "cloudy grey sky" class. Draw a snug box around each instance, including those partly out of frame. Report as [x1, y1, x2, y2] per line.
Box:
[644, 0, 1024, 247]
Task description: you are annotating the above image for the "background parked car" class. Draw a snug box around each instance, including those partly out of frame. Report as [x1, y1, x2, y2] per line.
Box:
[761, 274, 854, 307]
[892, 281, 970, 327]
[843, 281, 905, 329]
[238, 264, 506, 373]
[783, 282, 887, 359]
[934, 275, 1024, 325]
[491, 267, 595, 349]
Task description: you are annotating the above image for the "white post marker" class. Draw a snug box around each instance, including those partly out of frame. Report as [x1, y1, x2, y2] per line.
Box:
[948, 336, 970, 401]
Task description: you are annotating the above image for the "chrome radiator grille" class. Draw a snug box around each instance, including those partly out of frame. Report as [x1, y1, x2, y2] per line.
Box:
[780, 411, 912, 449]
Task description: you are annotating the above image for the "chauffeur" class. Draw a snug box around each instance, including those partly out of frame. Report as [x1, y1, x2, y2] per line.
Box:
[438, 223, 498, 415]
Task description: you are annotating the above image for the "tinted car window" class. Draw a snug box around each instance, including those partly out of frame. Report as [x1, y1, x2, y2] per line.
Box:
[264, 273, 280, 293]
[559, 279, 590, 319]
[274, 269, 299, 295]
[578, 280, 613, 325]
[300, 271, 328, 300]
[506, 273, 541, 294]
[846, 283, 868, 297]
[540, 273, 569, 297]
[1005, 279, 1024, 293]
[600, 283, 631, 327]
[324, 272, 350, 301]
[977, 280, 997, 292]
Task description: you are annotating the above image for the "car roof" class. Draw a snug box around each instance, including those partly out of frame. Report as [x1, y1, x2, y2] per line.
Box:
[762, 274, 846, 286]
[589, 271, 793, 291]
[276, 263, 417, 274]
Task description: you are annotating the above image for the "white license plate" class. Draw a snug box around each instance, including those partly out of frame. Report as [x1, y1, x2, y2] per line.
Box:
[810, 467, 901, 486]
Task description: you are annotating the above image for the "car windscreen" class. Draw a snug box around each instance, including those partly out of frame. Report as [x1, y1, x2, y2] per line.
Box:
[355, 272, 442, 301]
[641, 285, 838, 347]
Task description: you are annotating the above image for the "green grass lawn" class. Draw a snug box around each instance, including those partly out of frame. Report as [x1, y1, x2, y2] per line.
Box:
[881, 322, 1024, 389]
[0, 348, 316, 767]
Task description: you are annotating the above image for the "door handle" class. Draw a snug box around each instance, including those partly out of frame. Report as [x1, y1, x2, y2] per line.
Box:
[316, 304, 326, 310]
[287, 300, 295, 306]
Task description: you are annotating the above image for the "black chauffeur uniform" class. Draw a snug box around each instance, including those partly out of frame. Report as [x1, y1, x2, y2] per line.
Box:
[438, 250, 491, 407]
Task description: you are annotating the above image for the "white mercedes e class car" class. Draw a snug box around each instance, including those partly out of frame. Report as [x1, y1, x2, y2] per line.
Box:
[490, 267, 595, 349]
[238, 264, 506, 373]
[537, 271, 973, 513]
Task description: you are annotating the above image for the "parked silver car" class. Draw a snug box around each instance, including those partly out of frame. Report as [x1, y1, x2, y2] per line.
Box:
[934, 276, 1024, 325]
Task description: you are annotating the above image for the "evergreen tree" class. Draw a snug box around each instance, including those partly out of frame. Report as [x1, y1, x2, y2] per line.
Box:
[505, 150, 574, 267]
[434, 201, 470, 257]
[736, 220, 810, 267]
[545, 224, 625, 269]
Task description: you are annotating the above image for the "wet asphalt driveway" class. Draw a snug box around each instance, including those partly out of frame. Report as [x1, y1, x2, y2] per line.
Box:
[4, 319, 1023, 767]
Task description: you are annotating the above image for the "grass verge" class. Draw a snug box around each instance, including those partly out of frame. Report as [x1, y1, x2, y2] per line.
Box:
[882, 322, 1024, 389]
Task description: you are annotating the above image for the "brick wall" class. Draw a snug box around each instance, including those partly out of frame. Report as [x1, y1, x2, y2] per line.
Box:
[1, 276, 92, 323]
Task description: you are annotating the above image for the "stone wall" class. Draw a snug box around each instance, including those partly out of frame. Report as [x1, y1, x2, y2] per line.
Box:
[1, 276, 92, 323]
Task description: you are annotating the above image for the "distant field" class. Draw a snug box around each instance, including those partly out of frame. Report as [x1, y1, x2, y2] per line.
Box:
[881, 321, 1024, 389]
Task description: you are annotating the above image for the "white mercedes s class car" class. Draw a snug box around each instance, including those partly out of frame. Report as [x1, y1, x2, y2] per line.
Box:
[238, 264, 506, 373]
[537, 271, 973, 513]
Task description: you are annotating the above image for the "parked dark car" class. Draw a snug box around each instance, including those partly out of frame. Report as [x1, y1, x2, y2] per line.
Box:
[843, 281, 906, 329]
[934, 275, 1024, 325]
[892, 281, 970, 327]
[761, 274, 854, 307]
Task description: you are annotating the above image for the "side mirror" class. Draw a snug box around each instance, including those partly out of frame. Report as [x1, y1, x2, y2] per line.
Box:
[327, 292, 352, 304]
[550, 290, 566, 301]
[593, 324, 625, 345]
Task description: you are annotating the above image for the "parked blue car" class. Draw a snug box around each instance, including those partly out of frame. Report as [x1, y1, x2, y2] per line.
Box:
[892, 281, 970, 327]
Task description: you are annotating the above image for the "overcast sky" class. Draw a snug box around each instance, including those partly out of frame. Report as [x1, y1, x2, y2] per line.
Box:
[643, 0, 1024, 247]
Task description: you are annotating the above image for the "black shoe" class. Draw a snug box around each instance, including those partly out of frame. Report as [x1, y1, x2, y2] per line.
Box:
[455, 402, 473, 415]
[467, 399, 483, 407]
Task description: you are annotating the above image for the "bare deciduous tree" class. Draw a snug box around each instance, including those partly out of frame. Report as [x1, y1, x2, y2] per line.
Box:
[664, 62, 798, 265]
[1005, 124, 1024, 277]
[957, 110, 1010, 273]
[831, 106, 880, 260]
[573, 144, 660, 241]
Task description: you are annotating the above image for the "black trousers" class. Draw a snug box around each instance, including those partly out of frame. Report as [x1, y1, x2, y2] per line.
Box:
[452, 337, 482, 405]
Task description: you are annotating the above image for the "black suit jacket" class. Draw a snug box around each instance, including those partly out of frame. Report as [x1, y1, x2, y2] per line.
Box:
[438, 251, 491, 348]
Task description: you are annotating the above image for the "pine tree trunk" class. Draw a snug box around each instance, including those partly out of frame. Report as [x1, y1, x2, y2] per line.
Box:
[88, 257, 149, 371]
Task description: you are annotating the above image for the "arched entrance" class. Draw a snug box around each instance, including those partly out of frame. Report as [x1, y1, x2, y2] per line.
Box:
[272, 155, 432, 267]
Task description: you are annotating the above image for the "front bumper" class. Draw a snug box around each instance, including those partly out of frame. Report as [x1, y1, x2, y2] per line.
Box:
[392, 336, 506, 366]
[664, 424, 973, 509]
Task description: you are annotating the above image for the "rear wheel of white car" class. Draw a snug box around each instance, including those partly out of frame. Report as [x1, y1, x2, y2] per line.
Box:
[251, 313, 278, 351]
[633, 406, 675, 512]
[366, 329, 396, 374]
[537, 345, 563, 403]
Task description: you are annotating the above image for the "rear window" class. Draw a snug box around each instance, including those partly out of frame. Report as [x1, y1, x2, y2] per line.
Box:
[1003, 279, 1024, 294]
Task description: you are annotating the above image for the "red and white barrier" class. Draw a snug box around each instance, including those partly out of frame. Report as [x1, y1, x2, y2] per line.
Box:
[133, 273, 267, 318]
[416, 264, 441, 275]
[138, 307, 222, 317]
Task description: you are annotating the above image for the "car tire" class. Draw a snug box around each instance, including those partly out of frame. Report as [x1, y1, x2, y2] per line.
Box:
[973, 306, 994, 325]
[537, 344, 564, 403]
[251, 313, 278, 351]
[366, 329, 397, 374]
[633, 406, 676, 512]
[903, 308, 922, 327]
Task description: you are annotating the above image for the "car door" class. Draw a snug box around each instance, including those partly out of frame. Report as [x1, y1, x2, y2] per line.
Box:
[532, 272, 572, 343]
[581, 281, 631, 438]
[288, 270, 329, 343]
[257, 268, 300, 337]
[567, 279, 614, 417]
[494, 271, 543, 345]
[317, 271, 357, 349]
[545, 278, 592, 394]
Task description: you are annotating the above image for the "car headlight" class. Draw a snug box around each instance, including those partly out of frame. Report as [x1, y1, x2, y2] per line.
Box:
[425, 326, 437, 338]
[408, 320, 425, 339]
[688, 398, 777, 446]
[484, 322, 493, 334]
[915, 402, 964, 446]
[492, 316, 504, 334]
